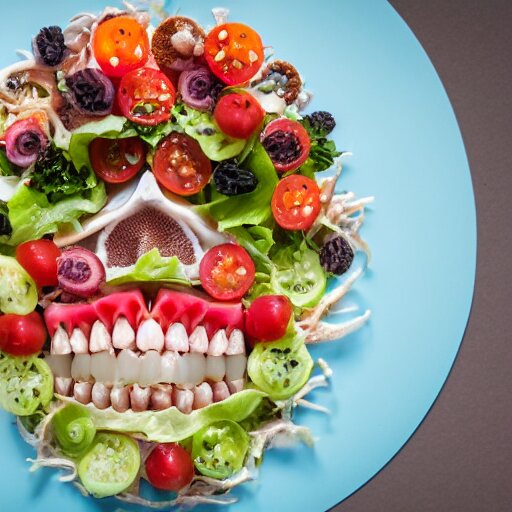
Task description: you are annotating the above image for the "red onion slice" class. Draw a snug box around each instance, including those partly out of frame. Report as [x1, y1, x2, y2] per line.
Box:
[5, 118, 48, 168]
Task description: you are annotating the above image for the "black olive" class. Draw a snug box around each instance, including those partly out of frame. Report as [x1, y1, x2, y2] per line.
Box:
[34, 26, 66, 67]
[320, 236, 354, 275]
[213, 161, 258, 196]
[304, 111, 336, 135]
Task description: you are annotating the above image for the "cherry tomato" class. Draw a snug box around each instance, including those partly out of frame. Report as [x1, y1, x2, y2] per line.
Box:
[89, 137, 146, 184]
[261, 118, 311, 172]
[200, 244, 255, 301]
[15, 239, 61, 287]
[245, 295, 293, 343]
[153, 132, 212, 196]
[117, 68, 176, 126]
[145, 443, 194, 492]
[204, 23, 264, 85]
[93, 15, 149, 77]
[0, 312, 47, 356]
[271, 175, 321, 231]
[214, 92, 264, 139]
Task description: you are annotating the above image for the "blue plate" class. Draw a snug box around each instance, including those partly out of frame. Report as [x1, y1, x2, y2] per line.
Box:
[0, 1, 476, 511]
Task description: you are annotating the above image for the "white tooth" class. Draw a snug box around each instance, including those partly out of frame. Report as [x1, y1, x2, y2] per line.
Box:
[226, 329, 246, 355]
[172, 387, 193, 414]
[74, 382, 92, 404]
[193, 382, 213, 410]
[181, 353, 206, 386]
[111, 386, 130, 413]
[161, 351, 180, 383]
[116, 349, 140, 384]
[69, 328, 88, 354]
[212, 381, 230, 402]
[208, 329, 229, 356]
[139, 350, 161, 386]
[130, 384, 151, 412]
[205, 355, 226, 382]
[54, 377, 73, 396]
[71, 354, 91, 381]
[112, 317, 136, 350]
[92, 382, 111, 409]
[90, 321, 113, 353]
[165, 323, 189, 352]
[227, 379, 245, 394]
[136, 319, 164, 352]
[189, 326, 208, 353]
[90, 351, 116, 384]
[45, 354, 72, 378]
[51, 325, 71, 355]
[150, 385, 173, 410]
[225, 354, 247, 381]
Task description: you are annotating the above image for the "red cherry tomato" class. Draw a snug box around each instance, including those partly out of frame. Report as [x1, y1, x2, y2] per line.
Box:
[15, 239, 61, 287]
[200, 244, 255, 301]
[93, 15, 150, 77]
[117, 68, 176, 126]
[153, 132, 212, 196]
[214, 92, 265, 139]
[89, 137, 146, 183]
[145, 443, 194, 492]
[0, 312, 47, 356]
[245, 295, 293, 343]
[261, 118, 311, 172]
[204, 23, 264, 85]
[271, 175, 321, 231]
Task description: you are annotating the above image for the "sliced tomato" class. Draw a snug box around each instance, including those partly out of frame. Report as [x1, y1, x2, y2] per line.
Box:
[15, 239, 61, 288]
[271, 174, 321, 231]
[93, 290, 149, 332]
[204, 23, 264, 85]
[89, 137, 146, 183]
[117, 68, 176, 126]
[214, 92, 264, 139]
[199, 244, 255, 301]
[44, 302, 98, 338]
[93, 15, 150, 77]
[152, 132, 212, 196]
[0, 312, 47, 356]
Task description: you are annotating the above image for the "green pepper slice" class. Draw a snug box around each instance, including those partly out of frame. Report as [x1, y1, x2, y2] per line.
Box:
[0, 255, 38, 315]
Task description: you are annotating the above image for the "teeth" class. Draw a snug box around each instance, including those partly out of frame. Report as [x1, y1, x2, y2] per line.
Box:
[225, 354, 247, 381]
[226, 329, 245, 355]
[172, 387, 193, 414]
[74, 382, 93, 405]
[161, 351, 180, 383]
[139, 350, 161, 386]
[90, 321, 113, 353]
[208, 329, 229, 356]
[193, 382, 213, 410]
[112, 316, 136, 350]
[111, 385, 130, 413]
[90, 351, 116, 384]
[212, 381, 230, 403]
[51, 325, 71, 355]
[136, 318, 164, 352]
[165, 323, 189, 352]
[92, 382, 112, 409]
[69, 328, 89, 354]
[54, 377, 73, 396]
[71, 354, 91, 381]
[181, 352, 206, 385]
[189, 326, 208, 353]
[227, 379, 245, 394]
[45, 354, 72, 378]
[205, 355, 226, 382]
[150, 385, 173, 410]
[130, 384, 151, 412]
[116, 349, 140, 384]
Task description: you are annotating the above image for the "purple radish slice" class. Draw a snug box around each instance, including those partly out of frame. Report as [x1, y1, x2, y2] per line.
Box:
[57, 247, 105, 298]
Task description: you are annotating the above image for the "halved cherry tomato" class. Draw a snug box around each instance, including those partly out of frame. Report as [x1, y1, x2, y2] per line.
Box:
[89, 137, 146, 183]
[199, 244, 255, 301]
[153, 132, 212, 196]
[117, 68, 176, 126]
[15, 239, 61, 287]
[262, 118, 311, 172]
[245, 295, 293, 343]
[0, 312, 47, 356]
[214, 92, 264, 139]
[204, 23, 264, 85]
[145, 443, 194, 492]
[271, 175, 321, 231]
[93, 15, 150, 77]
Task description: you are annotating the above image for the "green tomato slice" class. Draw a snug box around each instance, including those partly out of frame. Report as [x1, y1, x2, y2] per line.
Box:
[0, 353, 53, 416]
[0, 255, 38, 315]
[192, 420, 250, 480]
[52, 404, 96, 458]
[78, 433, 140, 498]
[247, 335, 313, 400]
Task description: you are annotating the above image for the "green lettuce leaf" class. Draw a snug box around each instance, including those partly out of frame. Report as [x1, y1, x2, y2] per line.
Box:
[130, 120, 175, 147]
[228, 225, 274, 273]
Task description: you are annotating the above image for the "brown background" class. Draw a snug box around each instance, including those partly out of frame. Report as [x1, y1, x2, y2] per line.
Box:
[333, 1, 512, 511]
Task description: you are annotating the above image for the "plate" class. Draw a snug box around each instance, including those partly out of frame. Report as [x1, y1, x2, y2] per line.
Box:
[0, 1, 476, 511]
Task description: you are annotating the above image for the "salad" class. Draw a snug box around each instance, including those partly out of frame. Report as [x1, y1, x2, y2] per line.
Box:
[0, 2, 372, 508]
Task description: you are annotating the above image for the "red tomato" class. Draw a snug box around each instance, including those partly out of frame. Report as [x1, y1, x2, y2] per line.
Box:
[117, 68, 176, 126]
[214, 92, 264, 139]
[15, 239, 61, 287]
[204, 23, 264, 85]
[245, 295, 293, 342]
[89, 137, 146, 183]
[153, 132, 212, 196]
[199, 244, 255, 301]
[271, 175, 321, 231]
[0, 312, 47, 356]
[145, 443, 194, 492]
[261, 118, 311, 172]
[93, 15, 149, 77]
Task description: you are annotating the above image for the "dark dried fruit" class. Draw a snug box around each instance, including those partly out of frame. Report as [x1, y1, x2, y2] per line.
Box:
[0, 202, 12, 237]
[34, 26, 66, 67]
[262, 130, 301, 167]
[213, 161, 258, 196]
[320, 236, 354, 275]
[65, 68, 115, 116]
[304, 111, 336, 136]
